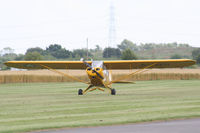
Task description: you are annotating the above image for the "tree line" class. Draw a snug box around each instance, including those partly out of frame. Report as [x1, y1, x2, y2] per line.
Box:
[0, 39, 199, 70]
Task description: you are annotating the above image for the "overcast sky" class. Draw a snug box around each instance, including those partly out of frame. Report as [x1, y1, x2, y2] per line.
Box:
[0, 0, 200, 54]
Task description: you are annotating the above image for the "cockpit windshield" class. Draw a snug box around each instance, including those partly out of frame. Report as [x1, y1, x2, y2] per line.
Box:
[92, 61, 103, 68]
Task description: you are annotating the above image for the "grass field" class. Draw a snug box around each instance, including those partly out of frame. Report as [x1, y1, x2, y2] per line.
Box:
[0, 80, 200, 133]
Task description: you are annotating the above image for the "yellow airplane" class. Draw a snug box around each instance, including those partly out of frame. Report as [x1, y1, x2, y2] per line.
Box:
[5, 59, 195, 95]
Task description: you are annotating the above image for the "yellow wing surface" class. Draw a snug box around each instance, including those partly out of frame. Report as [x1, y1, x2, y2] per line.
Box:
[4, 59, 195, 69]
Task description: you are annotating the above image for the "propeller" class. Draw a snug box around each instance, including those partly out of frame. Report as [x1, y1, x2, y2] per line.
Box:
[81, 58, 103, 79]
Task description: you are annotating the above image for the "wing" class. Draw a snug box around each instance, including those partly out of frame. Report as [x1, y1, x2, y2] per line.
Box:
[4, 59, 195, 70]
[4, 61, 92, 69]
[104, 59, 196, 69]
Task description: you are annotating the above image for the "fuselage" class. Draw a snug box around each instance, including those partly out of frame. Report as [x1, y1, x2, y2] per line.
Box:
[85, 61, 111, 87]
[86, 67, 105, 87]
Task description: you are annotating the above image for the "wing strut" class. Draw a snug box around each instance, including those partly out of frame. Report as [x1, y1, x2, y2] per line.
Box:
[40, 64, 89, 84]
[109, 63, 157, 85]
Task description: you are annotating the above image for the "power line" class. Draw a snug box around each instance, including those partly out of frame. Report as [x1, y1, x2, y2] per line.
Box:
[108, 1, 116, 48]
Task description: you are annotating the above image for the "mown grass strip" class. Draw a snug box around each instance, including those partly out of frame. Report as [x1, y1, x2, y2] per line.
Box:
[0, 80, 200, 133]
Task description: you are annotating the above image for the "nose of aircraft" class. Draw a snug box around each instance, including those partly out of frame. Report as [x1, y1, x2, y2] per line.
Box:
[86, 67, 103, 79]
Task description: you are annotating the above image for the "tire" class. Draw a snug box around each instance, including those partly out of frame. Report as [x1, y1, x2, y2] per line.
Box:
[78, 89, 83, 95]
[111, 88, 116, 95]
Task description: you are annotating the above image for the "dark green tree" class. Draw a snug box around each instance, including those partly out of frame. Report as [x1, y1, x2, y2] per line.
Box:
[196, 54, 200, 64]
[72, 49, 92, 58]
[46, 44, 62, 52]
[0, 53, 17, 70]
[118, 39, 138, 51]
[192, 48, 200, 61]
[26, 47, 45, 55]
[14, 54, 24, 61]
[46, 44, 71, 59]
[170, 54, 182, 59]
[121, 49, 137, 60]
[2, 53, 17, 60]
[103, 47, 121, 58]
[24, 52, 42, 61]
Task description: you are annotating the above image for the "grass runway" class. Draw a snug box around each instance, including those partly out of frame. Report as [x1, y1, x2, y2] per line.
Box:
[0, 80, 200, 133]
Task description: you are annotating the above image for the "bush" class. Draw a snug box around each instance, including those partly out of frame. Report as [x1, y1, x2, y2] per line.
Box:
[121, 49, 137, 60]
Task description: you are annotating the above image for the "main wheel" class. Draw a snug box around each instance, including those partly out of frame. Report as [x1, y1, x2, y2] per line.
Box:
[78, 89, 83, 95]
[111, 88, 116, 95]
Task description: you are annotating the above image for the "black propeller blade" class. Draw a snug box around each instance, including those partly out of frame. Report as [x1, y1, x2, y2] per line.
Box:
[83, 60, 92, 68]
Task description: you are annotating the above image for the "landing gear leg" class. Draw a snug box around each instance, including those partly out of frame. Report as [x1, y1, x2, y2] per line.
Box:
[78, 85, 93, 95]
